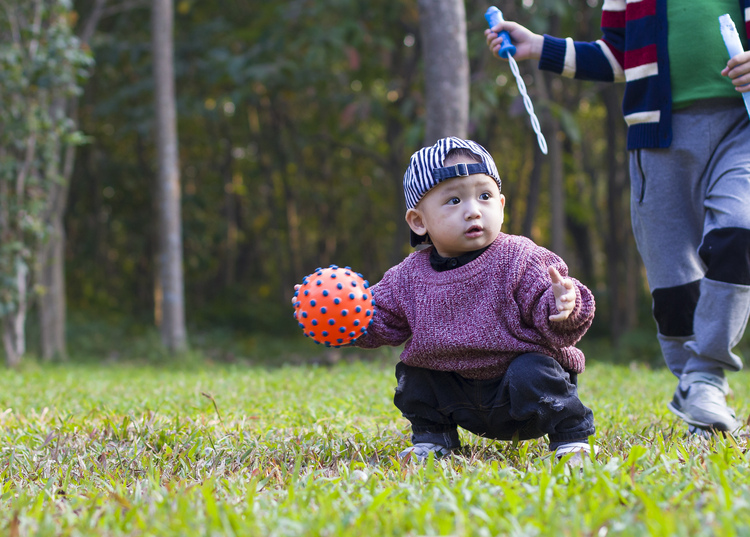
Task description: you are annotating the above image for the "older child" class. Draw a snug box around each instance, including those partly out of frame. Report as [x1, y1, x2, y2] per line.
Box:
[354, 136, 597, 461]
[485, 2, 750, 435]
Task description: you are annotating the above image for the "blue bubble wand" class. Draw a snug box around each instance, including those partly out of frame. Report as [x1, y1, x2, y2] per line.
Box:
[485, 6, 548, 155]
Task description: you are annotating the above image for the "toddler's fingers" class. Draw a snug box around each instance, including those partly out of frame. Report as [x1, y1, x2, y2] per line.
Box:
[548, 266, 562, 283]
[291, 284, 301, 305]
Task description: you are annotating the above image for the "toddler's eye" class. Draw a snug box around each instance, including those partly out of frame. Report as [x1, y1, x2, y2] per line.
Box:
[447, 197, 460, 205]
[479, 192, 491, 200]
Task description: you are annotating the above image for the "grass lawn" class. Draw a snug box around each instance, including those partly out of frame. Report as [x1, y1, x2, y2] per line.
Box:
[2, 354, 750, 536]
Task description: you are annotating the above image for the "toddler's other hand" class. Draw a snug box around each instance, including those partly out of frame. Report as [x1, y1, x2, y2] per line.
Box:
[548, 266, 575, 322]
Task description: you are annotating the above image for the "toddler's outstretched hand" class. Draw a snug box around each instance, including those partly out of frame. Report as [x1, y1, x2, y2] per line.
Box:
[548, 266, 575, 322]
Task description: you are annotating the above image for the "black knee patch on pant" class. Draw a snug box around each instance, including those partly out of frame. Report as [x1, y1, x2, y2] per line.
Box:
[699, 227, 750, 285]
[652, 280, 700, 337]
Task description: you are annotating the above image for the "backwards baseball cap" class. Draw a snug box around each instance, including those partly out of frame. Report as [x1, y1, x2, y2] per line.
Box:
[403, 137, 501, 246]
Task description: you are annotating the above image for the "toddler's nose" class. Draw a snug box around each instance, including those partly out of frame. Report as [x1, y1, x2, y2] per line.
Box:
[464, 201, 481, 219]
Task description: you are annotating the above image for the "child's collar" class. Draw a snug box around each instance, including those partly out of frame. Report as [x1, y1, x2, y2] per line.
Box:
[429, 244, 491, 272]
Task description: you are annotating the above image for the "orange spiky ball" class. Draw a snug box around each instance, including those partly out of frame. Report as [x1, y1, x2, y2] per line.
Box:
[293, 265, 375, 347]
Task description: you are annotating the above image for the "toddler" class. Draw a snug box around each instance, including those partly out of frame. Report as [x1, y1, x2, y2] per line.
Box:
[354, 137, 597, 462]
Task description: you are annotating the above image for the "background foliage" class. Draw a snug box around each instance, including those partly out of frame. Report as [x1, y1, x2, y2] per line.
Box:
[0, 0, 91, 363]
[57, 0, 641, 356]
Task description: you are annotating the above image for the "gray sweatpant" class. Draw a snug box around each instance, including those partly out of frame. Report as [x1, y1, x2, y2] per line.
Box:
[629, 99, 750, 378]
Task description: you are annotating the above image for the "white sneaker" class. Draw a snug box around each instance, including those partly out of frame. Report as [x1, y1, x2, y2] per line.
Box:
[554, 441, 599, 465]
[667, 372, 740, 432]
[398, 443, 451, 462]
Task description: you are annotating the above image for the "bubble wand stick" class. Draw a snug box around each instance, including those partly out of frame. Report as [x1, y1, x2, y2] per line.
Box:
[485, 6, 548, 155]
[719, 13, 750, 119]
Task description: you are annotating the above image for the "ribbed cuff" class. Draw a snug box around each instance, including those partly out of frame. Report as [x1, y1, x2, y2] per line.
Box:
[538, 35, 567, 74]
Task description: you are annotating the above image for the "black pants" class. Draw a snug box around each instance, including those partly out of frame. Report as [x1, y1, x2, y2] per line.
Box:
[394, 353, 595, 450]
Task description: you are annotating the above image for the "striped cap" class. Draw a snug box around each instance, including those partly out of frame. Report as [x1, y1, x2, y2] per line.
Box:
[403, 137, 501, 211]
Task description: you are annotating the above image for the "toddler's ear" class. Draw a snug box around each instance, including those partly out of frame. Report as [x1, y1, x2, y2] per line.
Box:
[405, 208, 428, 236]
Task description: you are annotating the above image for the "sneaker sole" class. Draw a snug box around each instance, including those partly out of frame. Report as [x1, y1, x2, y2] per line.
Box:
[667, 401, 734, 431]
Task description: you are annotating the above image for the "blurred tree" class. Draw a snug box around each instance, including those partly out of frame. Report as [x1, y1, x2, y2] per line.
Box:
[417, 0, 469, 144]
[151, 0, 187, 351]
[36, 0, 106, 361]
[68, 1, 427, 329]
[0, 0, 91, 366]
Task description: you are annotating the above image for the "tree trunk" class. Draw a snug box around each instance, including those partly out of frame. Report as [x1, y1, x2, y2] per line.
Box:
[522, 146, 542, 239]
[2, 258, 28, 368]
[416, 0, 469, 144]
[37, 111, 73, 361]
[37, 0, 107, 361]
[603, 85, 635, 342]
[37, 211, 67, 360]
[548, 122, 565, 257]
[532, 69, 566, 257]
[152, 0, 187, 351]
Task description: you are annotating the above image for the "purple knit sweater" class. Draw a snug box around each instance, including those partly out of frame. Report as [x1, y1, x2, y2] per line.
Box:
[356, 233, 595, 379]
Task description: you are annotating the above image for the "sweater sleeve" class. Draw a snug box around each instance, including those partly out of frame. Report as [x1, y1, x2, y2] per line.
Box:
[514, 247, 595, 349]
[354, 265, 412, 349]
[538, 1, 625, 82]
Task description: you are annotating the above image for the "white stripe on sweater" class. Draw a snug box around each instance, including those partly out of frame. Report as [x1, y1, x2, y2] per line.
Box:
[624, 62, 658, 81]
[562, 38, 577, 78]
[596, 40, 625, 82]
[602, 0, 625, 10]
[624, 110, 660, 125]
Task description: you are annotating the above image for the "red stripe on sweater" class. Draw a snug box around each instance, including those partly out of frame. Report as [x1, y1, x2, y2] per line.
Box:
[601, 38, 624, 66]
[601, 10, 625, 28]
[624, 44, 656, 69]
[626, 0, 656, 21]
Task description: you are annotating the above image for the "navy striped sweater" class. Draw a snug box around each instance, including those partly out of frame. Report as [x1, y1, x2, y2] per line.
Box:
[538, 0, 750, 149]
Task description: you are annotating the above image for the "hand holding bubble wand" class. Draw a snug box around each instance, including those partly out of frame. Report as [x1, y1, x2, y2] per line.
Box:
[719, 13, 750, 120]
[485, 6, 548, 155]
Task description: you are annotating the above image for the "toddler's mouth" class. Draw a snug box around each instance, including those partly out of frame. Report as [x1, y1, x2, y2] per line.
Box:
[466, 225, 483, 237]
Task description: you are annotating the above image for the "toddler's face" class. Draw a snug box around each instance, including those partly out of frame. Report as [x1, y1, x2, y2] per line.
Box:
[407, 162, 505, 258]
